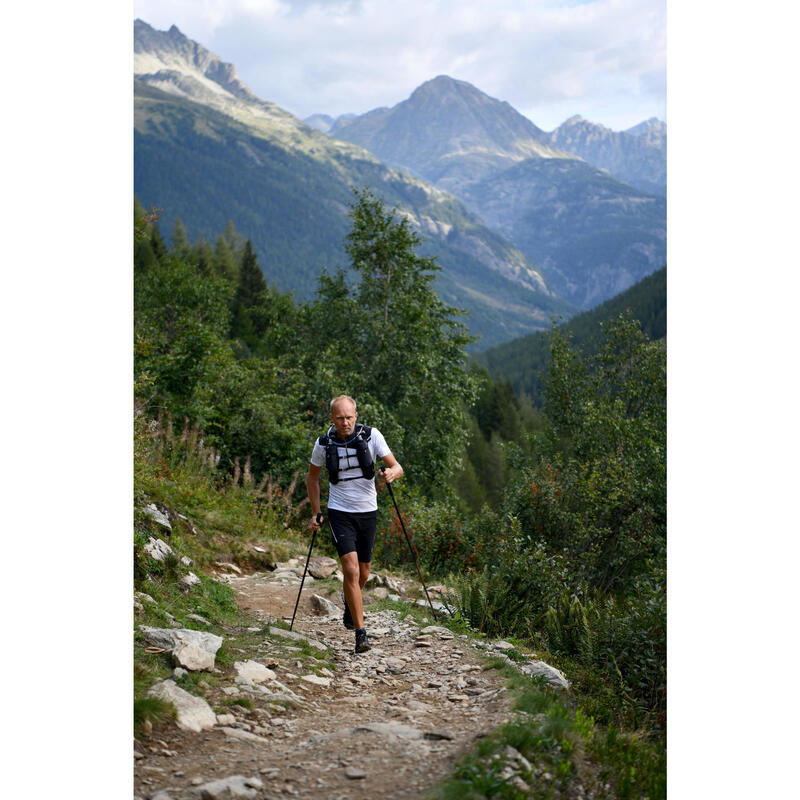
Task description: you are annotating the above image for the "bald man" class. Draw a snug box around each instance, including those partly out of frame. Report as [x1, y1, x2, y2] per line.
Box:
[306, 395, 403, 653]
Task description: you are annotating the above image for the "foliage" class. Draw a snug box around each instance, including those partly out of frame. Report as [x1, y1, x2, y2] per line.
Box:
[475, 266, 666, 404]
[301, 189, 478, 492]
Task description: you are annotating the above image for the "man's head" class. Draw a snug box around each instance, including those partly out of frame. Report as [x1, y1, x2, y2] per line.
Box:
[330, 395, 358, 439]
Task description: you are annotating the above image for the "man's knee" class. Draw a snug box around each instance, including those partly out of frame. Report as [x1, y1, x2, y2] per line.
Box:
[340, 556, 359, 584]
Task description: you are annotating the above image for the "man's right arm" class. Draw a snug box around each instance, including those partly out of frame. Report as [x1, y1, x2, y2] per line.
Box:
[306, 463, 323, 529]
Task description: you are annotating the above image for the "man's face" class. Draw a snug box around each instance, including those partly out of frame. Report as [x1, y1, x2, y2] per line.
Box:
[330, 400, 357, 439]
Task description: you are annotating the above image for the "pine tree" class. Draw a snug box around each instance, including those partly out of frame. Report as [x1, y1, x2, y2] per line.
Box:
[171, 217, 189, 254]
[213, 235, 238, 283]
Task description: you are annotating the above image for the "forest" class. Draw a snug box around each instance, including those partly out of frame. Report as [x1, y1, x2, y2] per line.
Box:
[134, 189, 666, 797]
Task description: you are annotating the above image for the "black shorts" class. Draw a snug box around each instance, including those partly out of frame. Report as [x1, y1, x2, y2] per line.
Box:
[327, 508, 377, 563]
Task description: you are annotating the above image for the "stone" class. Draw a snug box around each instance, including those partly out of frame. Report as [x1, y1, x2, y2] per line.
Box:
[142, 503, 172, 530]
[345, 768, 366, 780]
[493, 641, 515, 651]
[172, 667, 187, 679]
[307, 556, 338, 579]
[384, 576, 403, 593]
[234, 660, 276, 683]
[135, 592, 157, 605]
[300, 674, 331, 686]
[332, 570, 344, 582]
[173, 641, 217, 671]
[352, 721, 423, 740]
[139, 627, 224, 668]
[146, 680, 216, 732]
[144, 537, 173, 562]
[518, 660, 570, 690]
[187, 613, 211, 626]
[216, 714, 236, 726]
[149, 791, 174, 800]
[180, 555, 193, 566]
[423, 730, 455, 741]
[195, 775, 264, 799]
[215, 562, 242, 575]
[420, 625, 454, 639]
[253, 546, 266, 553]
[371, 587, 389, 599]
[179, 572, 201, 592]
[267, 626, 326, 651]
[384, 657, 406, 673]
[310, 594, 340, 616]
[218, 727, 271, 746]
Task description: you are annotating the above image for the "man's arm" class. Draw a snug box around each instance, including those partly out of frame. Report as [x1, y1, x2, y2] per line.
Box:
[306, 463, 323, 529]
[379, 452, 403, 483]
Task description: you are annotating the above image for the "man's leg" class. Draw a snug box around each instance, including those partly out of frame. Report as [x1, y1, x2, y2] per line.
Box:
[340, 551, 365, 630]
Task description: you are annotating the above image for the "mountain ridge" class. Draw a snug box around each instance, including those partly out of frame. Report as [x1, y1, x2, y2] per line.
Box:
[134, 21, 574, 348]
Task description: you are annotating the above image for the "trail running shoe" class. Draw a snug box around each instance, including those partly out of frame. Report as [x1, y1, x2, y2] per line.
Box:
[355, 628, 371, 653]
[342, 591, 355, 630]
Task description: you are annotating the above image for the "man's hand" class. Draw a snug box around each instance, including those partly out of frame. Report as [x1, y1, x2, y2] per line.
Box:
[381, 465, 402, 484]
[309, 512, 323, 530]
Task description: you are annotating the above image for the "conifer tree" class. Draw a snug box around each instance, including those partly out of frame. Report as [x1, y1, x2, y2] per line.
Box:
[213, 234, 238, 283]
[171, 217, 189, 254]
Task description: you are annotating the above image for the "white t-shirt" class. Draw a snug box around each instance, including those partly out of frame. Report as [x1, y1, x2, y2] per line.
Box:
[310, 426, 391, 513]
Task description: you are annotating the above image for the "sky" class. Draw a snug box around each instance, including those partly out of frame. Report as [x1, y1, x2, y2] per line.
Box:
[132, 0, 666, 132]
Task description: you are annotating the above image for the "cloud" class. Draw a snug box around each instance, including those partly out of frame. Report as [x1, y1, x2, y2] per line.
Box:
[133, 0, 665, 130]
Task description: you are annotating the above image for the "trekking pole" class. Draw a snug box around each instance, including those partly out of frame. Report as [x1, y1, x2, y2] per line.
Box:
[381, 469, 438, 621]
[290, 512, 321, 631]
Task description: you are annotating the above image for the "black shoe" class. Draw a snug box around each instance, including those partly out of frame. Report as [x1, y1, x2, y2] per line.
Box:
[355, 628, 371, 654]
[342, 592, 355, 630]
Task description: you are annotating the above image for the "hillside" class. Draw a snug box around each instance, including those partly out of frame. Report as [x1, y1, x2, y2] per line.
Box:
[475, 266, 666, 404]
[134, 22, 573, 349]
[325, 75, 666, 310]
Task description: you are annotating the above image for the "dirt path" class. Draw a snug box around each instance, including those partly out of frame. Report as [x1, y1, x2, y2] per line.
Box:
[134, 566, 514, 800]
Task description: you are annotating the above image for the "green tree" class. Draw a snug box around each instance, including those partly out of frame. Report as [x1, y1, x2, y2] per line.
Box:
[304, 189, 477, 491]
[213, 234, 238, 283]
[171, 217, 190, 255]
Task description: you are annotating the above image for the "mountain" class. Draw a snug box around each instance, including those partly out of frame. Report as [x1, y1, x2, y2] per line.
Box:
[303, 113, 355, 133]
[330, 75, 567, 195]
[548, 115, 666, 196]
[326, 76, 666, 310]
[134, 21, 574, 349]
[474, 267, 666, 405]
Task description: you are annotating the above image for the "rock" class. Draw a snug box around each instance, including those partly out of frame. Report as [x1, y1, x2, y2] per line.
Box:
[195, 775, 264, 799]
[384, 657, 406, 673]
[345, 768, 366, 780]
[332, 570, 344, 582]
[310, 594, 340, 616]
[216, 714, 236, 725]
[140, 627, 223, 665]
[179, 572, 201, 591]
[222, 687, 240, 696]
[218, 727, 271, 746]
[423, 730, 455, 741]
[234, 660, 276, 683]
[420, 625, 454, 639]
[187, 613, 211, 626]
[405, 699, 430, 712]
[267, 626, 326, 651]
[214, 562, 242, 575]
[180, 555, 193, 566]
[135, 592, 157, 605]
[149, 791, 174, 800]
[307, 556, 338, 579]
[300, 674, 331, 686]
[253, 546, 266, 553]
[146, 680, 216, 732]
[493, 641, 515, 651]
[384, 576, 403, 594]
[142, 503, 172, 531]
[518, 660, 571, 690]
[144, 537, 173, 562]
[352, 721, 423, 740]
[172, 667, 187, 679]
[173, 641, 217, 671]
[370, 587, 389, 599]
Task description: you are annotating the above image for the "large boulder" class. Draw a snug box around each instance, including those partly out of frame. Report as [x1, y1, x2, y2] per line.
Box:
[140, 627, 223, 671]
[519, 660, 570, 690]
[146, 680, 215, 732]
[142, 503, 172, 531]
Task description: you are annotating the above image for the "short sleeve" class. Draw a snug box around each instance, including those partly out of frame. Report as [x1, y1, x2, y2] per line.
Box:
[310, 439, 325, 467]
[371, 428, 391, 459]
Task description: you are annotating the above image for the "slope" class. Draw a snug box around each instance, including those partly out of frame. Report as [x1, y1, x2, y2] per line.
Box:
[327, 75, 666, 310]
[474, 266, 666, 404]
[134, 22, 573, 349]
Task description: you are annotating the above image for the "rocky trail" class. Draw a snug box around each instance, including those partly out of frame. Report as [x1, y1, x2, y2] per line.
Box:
[135, 556, 569, 800]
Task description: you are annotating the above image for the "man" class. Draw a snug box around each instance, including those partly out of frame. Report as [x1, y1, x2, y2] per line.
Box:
[306, 395, 403, 653]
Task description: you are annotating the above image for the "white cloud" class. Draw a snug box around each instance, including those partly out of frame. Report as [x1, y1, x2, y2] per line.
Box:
[133, 0, 665, 130]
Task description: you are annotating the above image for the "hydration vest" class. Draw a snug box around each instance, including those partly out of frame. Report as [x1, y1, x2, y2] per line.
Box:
[318, 424, 375, 484]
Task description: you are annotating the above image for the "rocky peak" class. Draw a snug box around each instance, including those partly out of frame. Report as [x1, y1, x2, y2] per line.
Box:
[134, 19, 259, 104]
